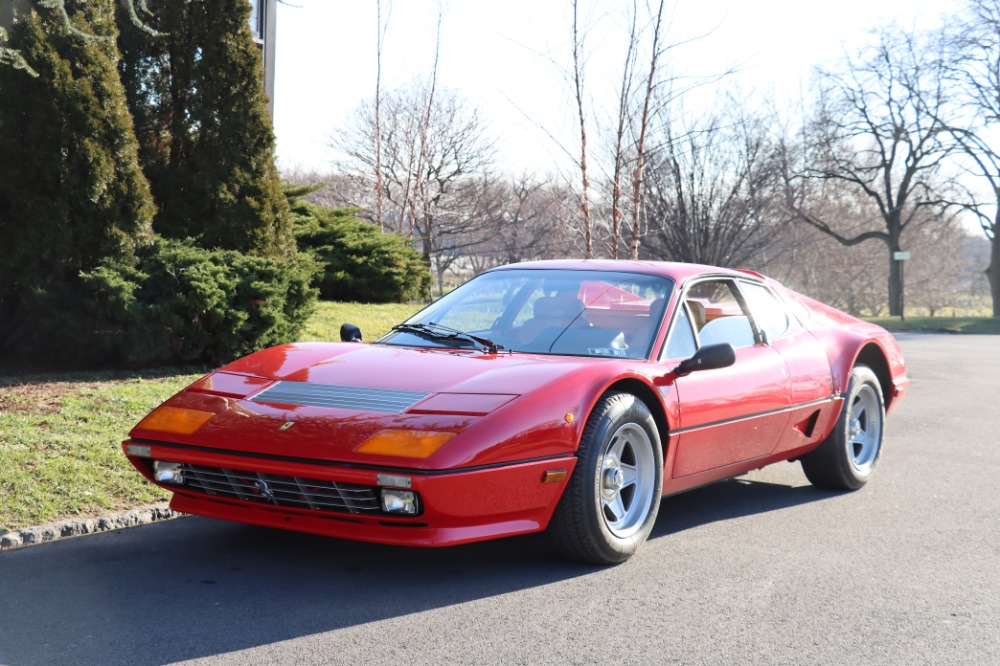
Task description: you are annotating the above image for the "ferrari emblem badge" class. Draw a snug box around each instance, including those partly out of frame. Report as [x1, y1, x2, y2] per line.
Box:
[253, 479, 275, 502]
[279, 422, 295, 431]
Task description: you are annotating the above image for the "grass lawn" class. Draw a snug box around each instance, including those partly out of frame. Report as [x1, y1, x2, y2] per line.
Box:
[867, 316, 1000, 335]
[0, 301, 422, 532]
[0, 369, 201, 531]
[300, 301, 422, 341]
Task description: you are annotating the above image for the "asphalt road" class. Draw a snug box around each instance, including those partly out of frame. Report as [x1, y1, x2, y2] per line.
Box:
[1, 334, 998, 666]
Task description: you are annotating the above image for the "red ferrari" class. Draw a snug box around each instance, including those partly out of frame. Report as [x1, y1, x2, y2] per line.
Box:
[123, 260, 908, 564]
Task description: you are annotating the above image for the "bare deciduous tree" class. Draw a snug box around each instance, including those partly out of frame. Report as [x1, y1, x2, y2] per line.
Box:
[626, 0, 666, 260]
[906, 217, 977, 316]
[570, 0, 593, 258]
[462, 174, 577, 274]
[607, 0, 640, 259]
[336, 83, 496, 292]
[942, 0, 1000, 316]
[761, 210, 887, 317]
[765, 173, 974, 317]
[373, 0, 390, 232]
[407, 3, 444, 246]
[785, 26, 956, 316]
[643, 99, 791, 268]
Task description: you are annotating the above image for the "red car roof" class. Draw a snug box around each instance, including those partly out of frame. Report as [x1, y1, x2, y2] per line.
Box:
[492, 259, 763, 285]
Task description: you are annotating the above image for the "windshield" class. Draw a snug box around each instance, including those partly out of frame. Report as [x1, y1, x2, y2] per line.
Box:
[379, 269, 674, 359]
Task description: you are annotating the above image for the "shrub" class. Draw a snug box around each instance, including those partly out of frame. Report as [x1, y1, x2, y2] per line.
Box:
[75, 239, 319, 366]
[291, 201, 431, 303]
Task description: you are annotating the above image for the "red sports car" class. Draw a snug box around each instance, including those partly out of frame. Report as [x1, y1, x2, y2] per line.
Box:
[123, 260, 908, 564]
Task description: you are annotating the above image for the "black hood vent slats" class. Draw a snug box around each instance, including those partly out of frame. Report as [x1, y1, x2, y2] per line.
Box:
[249, 381, 430, 414]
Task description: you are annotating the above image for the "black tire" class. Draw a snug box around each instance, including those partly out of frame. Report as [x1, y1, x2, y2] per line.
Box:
[549, 391, 663, 565]
[801, 364, 885, 490]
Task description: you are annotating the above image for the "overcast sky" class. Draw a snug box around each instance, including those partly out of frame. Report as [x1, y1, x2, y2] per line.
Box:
[272, 0, 963, 176]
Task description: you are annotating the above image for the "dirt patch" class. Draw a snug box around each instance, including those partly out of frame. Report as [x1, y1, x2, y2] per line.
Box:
[0, 381, 102, 415]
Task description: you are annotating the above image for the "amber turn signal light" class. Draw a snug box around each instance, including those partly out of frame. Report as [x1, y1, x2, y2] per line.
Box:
[356, 429, 455, 459]
[136, 406, 214, 435]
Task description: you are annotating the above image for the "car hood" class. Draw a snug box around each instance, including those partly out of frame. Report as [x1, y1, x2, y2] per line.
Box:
[223, 341, 602, 394]
[133, 343, 615, 468]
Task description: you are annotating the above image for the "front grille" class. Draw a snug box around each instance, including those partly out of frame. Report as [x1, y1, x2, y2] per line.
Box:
[177, 463, 382, 515]
[249, 381, 430, 413]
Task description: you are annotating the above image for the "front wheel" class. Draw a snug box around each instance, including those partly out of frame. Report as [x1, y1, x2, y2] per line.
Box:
[801, 364, 885, 490]
[549, 392, 663, 565]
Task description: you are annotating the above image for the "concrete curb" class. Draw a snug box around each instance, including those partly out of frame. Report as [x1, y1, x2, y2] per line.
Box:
[0, 503, 183, 552]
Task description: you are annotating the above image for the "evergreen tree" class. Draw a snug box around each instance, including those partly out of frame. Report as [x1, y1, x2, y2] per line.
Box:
[117, 0, 294, 259]
[0, 0, 155, 357]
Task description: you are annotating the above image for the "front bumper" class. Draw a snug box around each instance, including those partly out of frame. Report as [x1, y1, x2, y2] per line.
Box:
[123, 440, 576, 547]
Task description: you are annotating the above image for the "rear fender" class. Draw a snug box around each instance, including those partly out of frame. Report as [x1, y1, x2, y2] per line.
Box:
[819, 330, 898, 412]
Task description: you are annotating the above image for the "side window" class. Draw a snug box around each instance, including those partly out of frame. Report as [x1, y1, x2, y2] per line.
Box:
[685, 280, 755, 349]
[663, 302, 697, 360]
[739, 282, 789, 343]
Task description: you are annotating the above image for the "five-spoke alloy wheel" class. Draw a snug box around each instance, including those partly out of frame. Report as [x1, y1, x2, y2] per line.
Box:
[550, 391, 663, 564]
[802, 364, 885, 490]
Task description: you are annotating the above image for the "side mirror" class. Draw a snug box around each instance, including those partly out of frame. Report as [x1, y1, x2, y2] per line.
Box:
[340, 323, 363, 343]
[674, 343, 735, 376]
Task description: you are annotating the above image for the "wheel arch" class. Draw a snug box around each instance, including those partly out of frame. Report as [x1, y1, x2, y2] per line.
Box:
[854, 342, 893, 410]
[602, 378, 670, 452]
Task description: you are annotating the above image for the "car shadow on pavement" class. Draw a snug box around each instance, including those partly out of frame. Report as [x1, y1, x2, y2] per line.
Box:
[0, 515, 569, 666]
[651, 476, 838, 539]
[0, 478, 835, 666]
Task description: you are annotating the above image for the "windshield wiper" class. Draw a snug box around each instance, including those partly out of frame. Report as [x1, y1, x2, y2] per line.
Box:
[390, 322, 503, 354]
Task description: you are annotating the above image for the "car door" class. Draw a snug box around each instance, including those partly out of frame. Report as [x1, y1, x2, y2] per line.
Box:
[736, 281, 838, 456]
[662, 279, 792, 478]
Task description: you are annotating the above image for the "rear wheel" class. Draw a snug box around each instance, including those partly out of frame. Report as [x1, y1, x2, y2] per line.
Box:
[801, 364, 885, 490]
[550, 391, 663, 564]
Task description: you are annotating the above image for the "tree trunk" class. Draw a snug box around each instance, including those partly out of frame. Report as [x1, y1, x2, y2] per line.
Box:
[628, 0, 665, 261]
[886, 219, 904, 317]
[436, 262, 447, 298]
[374, 0, 385, 232]
[888, 245, 903, 317]
[571, 0, 593, 258]
[989, 225, 1000, 317]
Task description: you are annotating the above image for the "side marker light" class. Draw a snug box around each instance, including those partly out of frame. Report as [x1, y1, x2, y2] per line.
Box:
[542, 470, 568, 484]
[376, 473, 413, 489]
